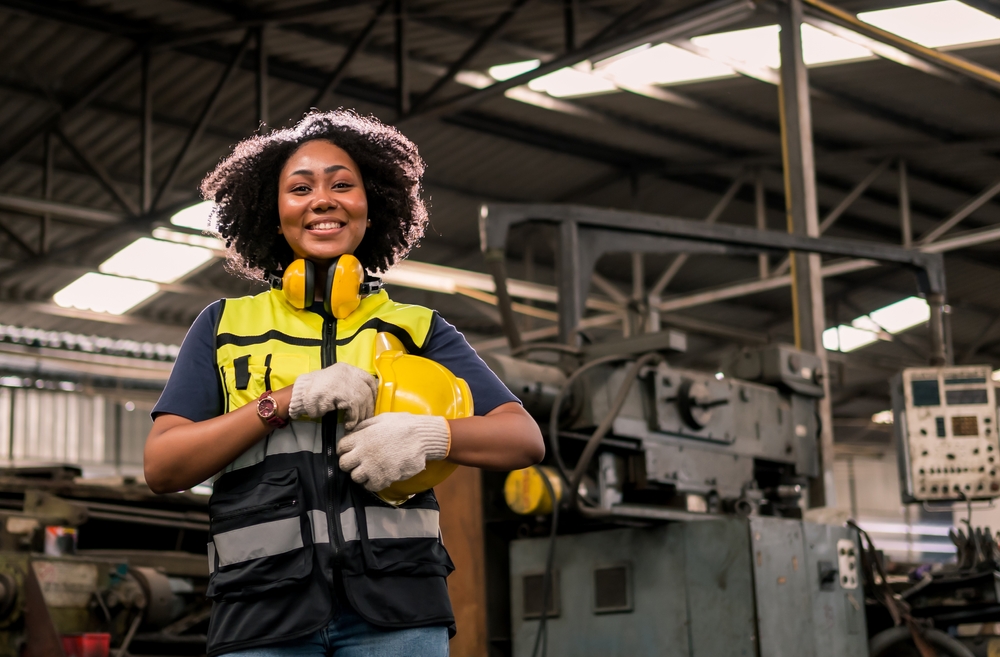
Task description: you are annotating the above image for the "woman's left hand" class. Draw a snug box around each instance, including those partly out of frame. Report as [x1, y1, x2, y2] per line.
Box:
[337, 413, 451, 491]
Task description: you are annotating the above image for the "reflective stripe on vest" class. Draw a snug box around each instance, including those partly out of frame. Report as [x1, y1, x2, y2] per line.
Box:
[338, 507, 441, 542]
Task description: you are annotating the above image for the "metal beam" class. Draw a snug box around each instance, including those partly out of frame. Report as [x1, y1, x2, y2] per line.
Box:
[154, 31, 253, 210]
[0, 218, 36, 257]
[404, 0, 755, 122]
[755, 169, 768, 279]
[652, 224, 1000, 314]
[40, 132, 54, 254]
[649, 172, 746, 298]
[140, 50, 153, 214]
[800, 0, 1000, 96]
[582, 0, 660, 48]
[0, 194, 124, 226]
[0, 47, 139, 174]
[899, 159, 911, 248]
[917, 177, 1000, 245]
[54, 127, 140, 217]
[564, 0, 578, 51]
[305, 0, 392, 110]
[410, 0, 533, 113]
[777, 0, 834, 506]
[395, 0, 410, 117]
[256, 26, 269, 126]
[771, 157, 891, 276]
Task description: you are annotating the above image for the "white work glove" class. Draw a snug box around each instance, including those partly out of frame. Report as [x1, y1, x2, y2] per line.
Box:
[337, 413, 451, 492]
[288, 363, 378, 430]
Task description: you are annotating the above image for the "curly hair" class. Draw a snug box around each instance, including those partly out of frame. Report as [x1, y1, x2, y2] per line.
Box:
[200, 109, 428, 278]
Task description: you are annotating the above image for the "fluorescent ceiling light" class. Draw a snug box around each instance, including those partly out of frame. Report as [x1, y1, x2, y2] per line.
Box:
[152, 227, 226, 252]
[53, 273, 159, 315]
[859, 1, 1000, 48]
[170, 201, 217, 232]
[528, 63, 618, 98]
[99, 237, 215, 284]
[489, 59, 540, 81]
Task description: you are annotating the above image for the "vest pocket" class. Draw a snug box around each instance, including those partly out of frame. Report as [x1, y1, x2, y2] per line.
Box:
[206, 468, 314, 601]
[345, 487, 454, 578]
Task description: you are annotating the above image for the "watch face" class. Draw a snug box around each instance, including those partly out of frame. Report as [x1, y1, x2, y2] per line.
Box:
[258, 397, 277, 418]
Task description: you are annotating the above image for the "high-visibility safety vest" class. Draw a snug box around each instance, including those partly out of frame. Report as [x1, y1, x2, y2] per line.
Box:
[205, 288, 454, 656]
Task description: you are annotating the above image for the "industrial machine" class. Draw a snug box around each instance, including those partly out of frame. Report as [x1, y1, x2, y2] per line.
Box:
[490, 340, 868, 657]
[474, 203, 954, 657]
[0, 467, 210, 656]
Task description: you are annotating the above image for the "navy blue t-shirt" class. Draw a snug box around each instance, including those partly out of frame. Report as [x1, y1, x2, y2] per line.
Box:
[152, 300, 518, 422]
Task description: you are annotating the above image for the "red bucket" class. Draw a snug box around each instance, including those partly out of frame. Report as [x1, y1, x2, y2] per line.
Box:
[61, 633, 110, 657]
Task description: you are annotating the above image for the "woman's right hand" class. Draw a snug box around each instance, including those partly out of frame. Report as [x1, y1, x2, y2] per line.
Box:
[289, 362, 378, 429]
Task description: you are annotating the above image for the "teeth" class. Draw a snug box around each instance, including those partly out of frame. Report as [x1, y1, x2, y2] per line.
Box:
[308, 221, 344, 230]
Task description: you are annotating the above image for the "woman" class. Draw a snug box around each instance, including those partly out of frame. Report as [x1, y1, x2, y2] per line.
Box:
[144, 110, 544, 657]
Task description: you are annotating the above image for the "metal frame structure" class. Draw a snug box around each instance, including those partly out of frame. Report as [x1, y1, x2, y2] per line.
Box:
[0, 0, 999, 451]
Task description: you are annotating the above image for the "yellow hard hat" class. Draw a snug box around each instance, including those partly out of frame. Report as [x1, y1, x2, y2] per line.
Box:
[372, 332, 472, 505]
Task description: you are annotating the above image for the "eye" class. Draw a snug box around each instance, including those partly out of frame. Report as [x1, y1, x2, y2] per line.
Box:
[332, 181, 352, 190]
[290, 184, 310, 193]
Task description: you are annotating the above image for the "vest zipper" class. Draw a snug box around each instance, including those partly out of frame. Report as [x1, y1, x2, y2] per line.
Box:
[321, 316, 342, 566]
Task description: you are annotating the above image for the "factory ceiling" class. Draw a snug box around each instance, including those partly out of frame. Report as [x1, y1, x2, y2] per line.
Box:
[1, 0, 1000, 431]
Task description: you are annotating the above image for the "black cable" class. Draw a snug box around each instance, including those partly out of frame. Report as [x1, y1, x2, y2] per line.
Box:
[547, 353, 632, 488]
[530, 466, 559, 657]
[869, 626, 975, 657]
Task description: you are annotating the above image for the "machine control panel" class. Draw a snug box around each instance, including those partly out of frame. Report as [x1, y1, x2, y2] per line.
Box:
[892, 365, 1000, 502]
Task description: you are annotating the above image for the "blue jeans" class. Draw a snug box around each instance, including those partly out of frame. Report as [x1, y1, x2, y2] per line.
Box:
[219, 608, 449, 656]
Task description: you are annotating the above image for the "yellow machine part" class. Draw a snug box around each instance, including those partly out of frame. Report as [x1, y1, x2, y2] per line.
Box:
[504, 466, 563, 516]
[373, 332, 472, 505]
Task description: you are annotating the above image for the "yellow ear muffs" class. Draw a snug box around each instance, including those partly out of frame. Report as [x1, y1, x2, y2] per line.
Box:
[325, 254, 366, 319]
[372, 331, 472, 506]
[281, 259, 315, 310]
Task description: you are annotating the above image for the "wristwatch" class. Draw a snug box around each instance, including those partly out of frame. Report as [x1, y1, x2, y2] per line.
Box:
[256, 391, 289, 429]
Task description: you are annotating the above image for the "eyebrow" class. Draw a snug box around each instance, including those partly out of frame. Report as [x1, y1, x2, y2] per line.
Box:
[288, 165, 349, 177]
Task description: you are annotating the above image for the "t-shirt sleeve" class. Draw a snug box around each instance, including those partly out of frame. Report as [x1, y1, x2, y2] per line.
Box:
[152, 301, 224, 422]
[419, 314, 519, 416]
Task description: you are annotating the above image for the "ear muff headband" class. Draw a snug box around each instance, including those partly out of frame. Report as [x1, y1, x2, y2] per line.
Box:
[325, 254, 366, 319]
[281, 259, 315, 310]
[278, 254, 380, 317]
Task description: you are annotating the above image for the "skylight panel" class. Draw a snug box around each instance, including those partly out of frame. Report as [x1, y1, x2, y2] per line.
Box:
[824, 296, 930, 353]
[99, 237, 215, 284]
[691, 25, 781, 69]
[868, 296, 930, 333]
[689, 24, 872, 71]
[800, 23, 873, 64]
[599, 43, 735, 85]
[170, 201, 217, 232]
[834, 325, 881, 352]
[527, 64, 618, 98]
[151, 227, 226, 252]
[489, 60, 540, 81]
[859, 1, 1000, 48]
[53, 273, 159, 315]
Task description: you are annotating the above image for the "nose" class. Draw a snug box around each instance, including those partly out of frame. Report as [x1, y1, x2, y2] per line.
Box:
[310, 189, 337, 211]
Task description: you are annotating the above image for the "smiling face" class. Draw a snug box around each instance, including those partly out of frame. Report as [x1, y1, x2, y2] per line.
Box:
[277, 139, 368, 266]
